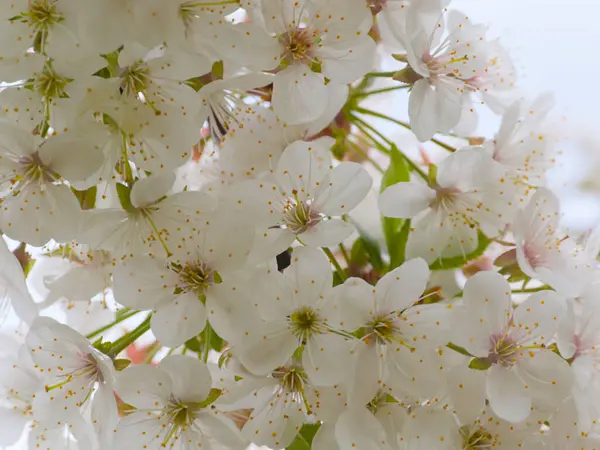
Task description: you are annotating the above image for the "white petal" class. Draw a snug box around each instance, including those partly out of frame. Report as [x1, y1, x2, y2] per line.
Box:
[91, 383, 118, 446]
[300, 219, 355, 247]
[130, 172, 176, 208]
[316, 36, 376, 83]
[378, 182, 435, 219]
[446, 363, 486, 424]
[314, 161, 373, 216]
[272, 65, 328, 125]
[115, 364, 172, 410]
[112, 257, 178, 310]
[375, 258, 430, 313]
[486, 365, 530, 423]
[275, 140, 326, 200]
[334, 277, 375, 331]
[304, 333, 351, 386]
[284, 246, 333, 307]
[151, 293, 207, 348]
[238, 324, 298, 375]
[160, 355, 212, 403]
[335, 408, 391, 450]
[512, 290, 566, 346]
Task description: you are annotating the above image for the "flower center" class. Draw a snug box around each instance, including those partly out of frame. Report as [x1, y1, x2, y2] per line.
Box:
[34, 64, 72, 100]
[24, 0, 64, 33]
[173, 261, 216, 297]
[488, 334, 519, 367]
[119, 62, 152, 97]
[282, 201, 322, 234]
[280, 28, 316, 65]
[366, 314, 403, 345]
[460, 425, 495, 449]
[288, 306, 326, 342]
[272, 364, 309, 396]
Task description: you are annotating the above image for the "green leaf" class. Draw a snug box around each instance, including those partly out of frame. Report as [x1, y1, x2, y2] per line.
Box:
[469, 357, 492, 371]
[429, 232, 491, 271]
[116, 182, 135, 212]
[185, 336, 202, 353]
[352, 227, 385, 272]
[287, 423, 321, 450]
[380, 144, 410, 193]
[211, 60, 224, 80]
[380, 145, 410, 270]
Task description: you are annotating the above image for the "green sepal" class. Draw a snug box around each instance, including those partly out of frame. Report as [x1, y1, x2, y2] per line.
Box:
[113, 359, 131, 371]
[197, 388, 222, 408]
[429, 232, 491, 271]
[116, 182, 135, 213]
[286, 423, 321, 450]
[447, 342, 473, 357]
[469, 357, 492, 370]
[71, 186, 97, 210]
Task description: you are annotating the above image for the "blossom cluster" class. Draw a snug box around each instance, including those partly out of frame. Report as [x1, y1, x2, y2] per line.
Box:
[0, 0, 596, 449]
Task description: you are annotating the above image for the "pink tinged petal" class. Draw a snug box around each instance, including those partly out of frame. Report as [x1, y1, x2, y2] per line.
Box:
[129, 171, 177, 209]
[272, 65, 328, 125]
[285, 247, 333, 307]
[486, 365, 531, 423]
[301, 218, 355, 247]
[335, 408, 391, 450]
[446, 363, 486, 424]
[304, 334, 351, 386]
[316, 35, 376, 84]
[378, 182, 436, 219]
[115, 364, 172, 410]
[334, 277, 375, 331]
[314, 161, 373, 216]
[159, 355, 212, 403]
[375, 258, 430, 313]
[151, 292, 207, 348]
[512, 290, 566, 346]
[238, 323, 298, 376]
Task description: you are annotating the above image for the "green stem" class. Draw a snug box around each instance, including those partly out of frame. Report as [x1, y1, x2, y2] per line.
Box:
[121, 132, 134, 184]
[323, 247, 347, 282]
[203, 324, 212, 363]
[350, 112, 428, 181]
[86, 309, 140, 340]
[338, 243, 350, 265]
[431, 137, 457, 153]
[108, 315, 152, 358]
[512, 286, 552, 294]
[365, 71, 397, 78]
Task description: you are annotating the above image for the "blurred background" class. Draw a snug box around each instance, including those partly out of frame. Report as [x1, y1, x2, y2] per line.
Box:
[456, 0, 600, 230]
